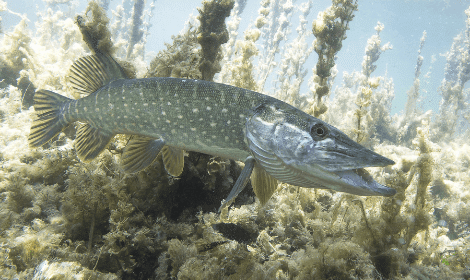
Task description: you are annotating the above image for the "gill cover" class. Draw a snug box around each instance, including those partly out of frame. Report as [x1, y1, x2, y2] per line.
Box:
[245, 103, 396, 196]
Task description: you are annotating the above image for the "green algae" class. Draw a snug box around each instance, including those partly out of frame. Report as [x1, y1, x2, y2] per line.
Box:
[0, 0, 469, 279]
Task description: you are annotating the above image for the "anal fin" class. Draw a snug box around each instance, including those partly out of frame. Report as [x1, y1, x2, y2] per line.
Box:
[161, 146, 184, 177]
[75, 123, 114, 162]
[121, 136, 165, 173]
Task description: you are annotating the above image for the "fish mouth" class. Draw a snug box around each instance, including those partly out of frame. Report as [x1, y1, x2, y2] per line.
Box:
[332, 168, 396, 196]
[293, 164, 396, 196]
[314, 136, 395, 172]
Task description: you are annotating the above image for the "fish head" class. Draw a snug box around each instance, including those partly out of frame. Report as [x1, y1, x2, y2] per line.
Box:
[245, 103, 396, 196]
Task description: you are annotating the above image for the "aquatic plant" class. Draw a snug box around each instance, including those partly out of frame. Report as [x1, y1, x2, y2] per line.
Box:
[310, 0, 358, 118]
[0, 0, 469, 279]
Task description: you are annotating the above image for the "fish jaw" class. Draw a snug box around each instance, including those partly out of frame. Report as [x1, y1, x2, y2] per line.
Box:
[309, 125, 395, 172]
[293, 163, 396, 196]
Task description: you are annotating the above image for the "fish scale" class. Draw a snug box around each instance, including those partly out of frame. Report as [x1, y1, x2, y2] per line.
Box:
[72, 77, 273, 162]
[29, 53, 396, 210]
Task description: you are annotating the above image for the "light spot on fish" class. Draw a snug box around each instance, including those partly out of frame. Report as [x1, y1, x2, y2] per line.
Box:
[178, 115, 183, 119]
[162, 111, 166, 116]
[124, 104, 128, 107]
[124, 116, 128, 119]
[191, 127, 196, 131]
[167, 102, 171, 106]
[210, 122, 217, 127]
[143, 103, 148, 107]
[222, 108, 228, 113]
[239, 114, 245, 118]
[227, 120, 231, 125]
[192, 108, 199, 113]
[166, 120, 171, 124]
[84, 107, 87, 112]
[108, 103, 113, 109]
[206, 106, 211, 111]
[122, 97, 125, 100]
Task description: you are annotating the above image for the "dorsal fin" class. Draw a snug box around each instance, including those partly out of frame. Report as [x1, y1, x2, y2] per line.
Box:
[69, 53, 128, 96]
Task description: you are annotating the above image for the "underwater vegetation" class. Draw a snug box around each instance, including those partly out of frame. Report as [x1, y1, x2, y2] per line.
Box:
[0, 0, 469, 279]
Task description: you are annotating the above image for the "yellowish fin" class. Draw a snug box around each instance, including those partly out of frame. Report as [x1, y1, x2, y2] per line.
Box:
[121, 136, 165, 174]
[28, 89, 72, 147]
[251, 164, 278, 205]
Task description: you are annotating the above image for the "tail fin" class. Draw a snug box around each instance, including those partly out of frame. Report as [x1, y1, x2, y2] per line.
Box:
[29, 89, 72, 147]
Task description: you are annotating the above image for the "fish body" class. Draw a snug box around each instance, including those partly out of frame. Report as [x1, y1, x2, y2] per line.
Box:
[67, 77, 268, 162]
[29, 54, 396, 208]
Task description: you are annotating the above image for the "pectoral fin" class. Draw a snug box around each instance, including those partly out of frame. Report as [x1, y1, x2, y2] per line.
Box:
[219, 157, 255, 212]
[121, 136, 165, 173]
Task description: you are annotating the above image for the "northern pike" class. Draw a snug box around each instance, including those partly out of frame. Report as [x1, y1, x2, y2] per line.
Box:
[29, 53, 396, 209]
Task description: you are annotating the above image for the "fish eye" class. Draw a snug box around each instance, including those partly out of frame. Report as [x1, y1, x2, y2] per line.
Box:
[310, 123, 328, 140]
